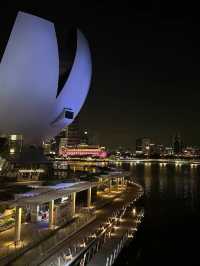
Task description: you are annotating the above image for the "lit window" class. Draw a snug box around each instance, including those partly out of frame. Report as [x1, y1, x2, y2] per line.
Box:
[10, 148, 15, 154]
[10, 135, 17, 141]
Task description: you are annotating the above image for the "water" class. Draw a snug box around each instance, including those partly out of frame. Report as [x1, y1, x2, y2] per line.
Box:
[115, 163, 200, 266]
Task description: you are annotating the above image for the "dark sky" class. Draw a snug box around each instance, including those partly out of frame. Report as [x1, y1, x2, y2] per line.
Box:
[2, 2, 200, 149]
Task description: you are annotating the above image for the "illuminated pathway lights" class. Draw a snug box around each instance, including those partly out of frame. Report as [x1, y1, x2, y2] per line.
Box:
[38, 182, 144, 266]
[11, 182, 94, 242]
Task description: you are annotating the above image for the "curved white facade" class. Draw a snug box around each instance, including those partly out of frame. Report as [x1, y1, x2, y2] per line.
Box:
[0, 12, 92, 144]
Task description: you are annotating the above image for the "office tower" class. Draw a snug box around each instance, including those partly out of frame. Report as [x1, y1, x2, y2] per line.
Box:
[136, 138, 151, 155]
[172, 133, 184, 154]
[9, 134, 23, 155]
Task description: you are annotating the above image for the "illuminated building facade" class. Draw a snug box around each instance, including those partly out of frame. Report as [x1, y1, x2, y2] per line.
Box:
[59, 144, 107, 158]
[63, 118, 81, 147]
[9, 146, 53, 181]
[54, 117, 81, 152]
[136, 138, 151, 156]
[9, 134, 23, 155]
[0, 11, 92, 144]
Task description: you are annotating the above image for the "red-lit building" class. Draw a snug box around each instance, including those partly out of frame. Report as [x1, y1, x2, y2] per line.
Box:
[59, 144, 107, 158]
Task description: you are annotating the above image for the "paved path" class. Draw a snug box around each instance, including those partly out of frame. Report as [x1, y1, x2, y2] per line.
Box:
[0, 187, 125, 266]
[39, 185, 140, 266]
[87, 208, 143, 266]
[0, 220, 50, 259]
[0, 186, 119, 264]
[0, 183, 141, 266]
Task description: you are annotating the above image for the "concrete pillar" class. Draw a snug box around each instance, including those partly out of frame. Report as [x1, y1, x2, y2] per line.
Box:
[31, 204, 39, 223]
[109, 179, 112, 192]
[87, 187, 92, 208]
[72, 192, 76, 216]
[15, 207, 22, 243]
[49, 200, 54, 228]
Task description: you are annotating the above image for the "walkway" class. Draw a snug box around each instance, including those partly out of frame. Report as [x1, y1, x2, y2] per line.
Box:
[88, 207, 144, 266]
[0, 187, 125, 265]
[39, 185, 141, 266]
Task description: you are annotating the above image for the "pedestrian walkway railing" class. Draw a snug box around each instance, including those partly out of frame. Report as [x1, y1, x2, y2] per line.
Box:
[0, 211, 96, 266]
[47, 197, 144, 266]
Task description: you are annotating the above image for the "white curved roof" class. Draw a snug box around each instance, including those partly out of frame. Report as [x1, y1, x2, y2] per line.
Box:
[0, 12, 92, 144]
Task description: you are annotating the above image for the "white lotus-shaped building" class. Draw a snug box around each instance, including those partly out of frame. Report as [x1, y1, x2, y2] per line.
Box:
[0, 11, 92, 144]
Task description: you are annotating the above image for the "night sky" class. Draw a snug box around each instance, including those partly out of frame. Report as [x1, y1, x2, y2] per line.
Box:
[1, 2, 200, 149]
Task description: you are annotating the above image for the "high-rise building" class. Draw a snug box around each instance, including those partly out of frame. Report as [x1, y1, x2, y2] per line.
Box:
[172, 133, 184, 154]
[164, 146, 174, 156]
[135, 138, 151, 156]
[57, 118, 81, 151]
[66, 119, 81, 146]
[8, 134, 23, 155]
[81, 130, 89, 145]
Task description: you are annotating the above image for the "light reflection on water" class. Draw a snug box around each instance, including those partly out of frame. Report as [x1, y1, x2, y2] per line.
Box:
[130, 163, 200, 210]
[115, 162, 200, 266]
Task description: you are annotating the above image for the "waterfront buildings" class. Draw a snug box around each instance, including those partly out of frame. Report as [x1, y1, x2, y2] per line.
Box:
[8, 134, 23, 155]
[59, 144, 107, 158]
[172, 133, 184, 155]
[135, 138, 151, 156]
[81, 130, 89, 145]
[1, 146, 53, 181]
[0, 134, 23, 156]
[57, 118, 81, 150]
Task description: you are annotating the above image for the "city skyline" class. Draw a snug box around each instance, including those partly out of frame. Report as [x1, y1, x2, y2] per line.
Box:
[1, 3, 200, 266]
[1, 2, 200, 148]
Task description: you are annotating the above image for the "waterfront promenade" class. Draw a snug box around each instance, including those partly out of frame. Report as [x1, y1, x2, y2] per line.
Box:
[0, 175, 143, 266]
[40, 182, 143, 266]
[0, 181, 125, 265]
[4, 181, 143, 266]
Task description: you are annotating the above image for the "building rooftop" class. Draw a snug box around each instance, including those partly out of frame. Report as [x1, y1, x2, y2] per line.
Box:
[12, 181, 96, 207]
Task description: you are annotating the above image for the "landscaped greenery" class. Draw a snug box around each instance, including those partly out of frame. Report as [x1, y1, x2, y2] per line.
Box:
[0, 217, 15, 231]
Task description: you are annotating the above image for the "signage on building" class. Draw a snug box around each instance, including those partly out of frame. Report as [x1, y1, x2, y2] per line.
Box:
[19, 169, 45, 173]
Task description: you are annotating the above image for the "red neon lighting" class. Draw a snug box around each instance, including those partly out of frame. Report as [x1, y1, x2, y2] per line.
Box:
[59, 147, 107, 158]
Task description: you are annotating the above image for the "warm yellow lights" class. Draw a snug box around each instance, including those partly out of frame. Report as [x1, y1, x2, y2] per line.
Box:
[132, 208, 136, 216]
[18, 169, 45, 173]
[10, 134, 17, 141]
[10, 148, 15, 154]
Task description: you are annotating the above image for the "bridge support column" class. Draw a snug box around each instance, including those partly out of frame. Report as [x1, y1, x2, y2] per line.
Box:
[72, 192, 76, 216]
[49, 200, 54, 228]
[31, 204, 39, 223]
[15, 206, 22, 243]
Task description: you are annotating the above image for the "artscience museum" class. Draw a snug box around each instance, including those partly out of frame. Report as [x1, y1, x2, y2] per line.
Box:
[0, 11, 92, 144]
